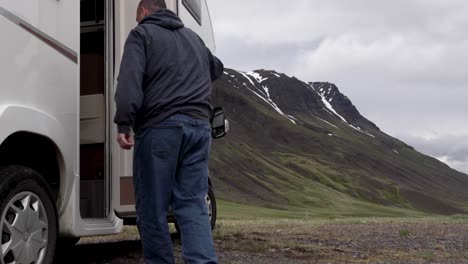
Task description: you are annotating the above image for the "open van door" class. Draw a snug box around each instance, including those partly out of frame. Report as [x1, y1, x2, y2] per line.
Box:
[111, 0, 179, 217]
[111, 0, 136, 218]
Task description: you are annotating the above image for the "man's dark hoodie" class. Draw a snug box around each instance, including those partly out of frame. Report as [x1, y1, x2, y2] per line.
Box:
[114, 9, 224, 134]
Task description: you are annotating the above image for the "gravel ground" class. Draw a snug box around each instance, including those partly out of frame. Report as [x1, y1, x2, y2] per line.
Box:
[54, 221, 468, 264]
[54, 239, 304, 264]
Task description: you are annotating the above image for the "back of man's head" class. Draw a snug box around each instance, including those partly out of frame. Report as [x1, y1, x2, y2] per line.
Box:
[140, 0, 167, 12]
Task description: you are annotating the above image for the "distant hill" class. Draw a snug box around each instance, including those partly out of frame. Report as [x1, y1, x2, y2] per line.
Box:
[209, 68, 468, 216]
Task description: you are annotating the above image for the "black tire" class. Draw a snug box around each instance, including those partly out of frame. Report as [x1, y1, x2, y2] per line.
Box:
[174, 185, 217, 236]
[208, 186, 217, 230]
[0, 166, 58, 264]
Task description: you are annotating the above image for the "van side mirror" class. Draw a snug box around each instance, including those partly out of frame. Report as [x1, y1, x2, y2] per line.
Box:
[211, 107, 229, 139]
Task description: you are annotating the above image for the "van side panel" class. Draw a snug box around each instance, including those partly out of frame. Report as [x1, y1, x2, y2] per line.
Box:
[0, 0, 78, 51]
[0, 0, 79, 235]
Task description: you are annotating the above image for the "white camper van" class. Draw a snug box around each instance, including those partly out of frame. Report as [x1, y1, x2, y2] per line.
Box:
[0, 0, 217, 263]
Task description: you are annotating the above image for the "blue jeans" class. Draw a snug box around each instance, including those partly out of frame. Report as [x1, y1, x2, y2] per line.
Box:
[133, 114, 218, 264]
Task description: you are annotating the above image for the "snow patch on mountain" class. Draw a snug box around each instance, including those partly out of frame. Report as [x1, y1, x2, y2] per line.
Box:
[263, 86, 271, 98]
[240, 72, 257, 87]
[310, 83, 375, 138]
[239, 71, 297, 124]
[247, 71, 268, 83]
[317, 117, 339, 129]
[349, 124, 376, 138]
[319, 91, 348, 123]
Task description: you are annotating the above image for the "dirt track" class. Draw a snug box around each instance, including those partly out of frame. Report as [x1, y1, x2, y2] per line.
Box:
[54, 221, 468, 264]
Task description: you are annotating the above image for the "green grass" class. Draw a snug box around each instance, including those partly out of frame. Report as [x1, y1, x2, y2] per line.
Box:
[399, 229, 410, 237]
[217, 199, 430, 220]
[218, 200, 308, 219]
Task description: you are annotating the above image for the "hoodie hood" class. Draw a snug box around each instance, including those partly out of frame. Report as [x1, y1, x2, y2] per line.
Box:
[139, 9, 184, 30]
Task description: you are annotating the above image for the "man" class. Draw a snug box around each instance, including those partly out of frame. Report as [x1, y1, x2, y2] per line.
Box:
[113, 0, 224, 263]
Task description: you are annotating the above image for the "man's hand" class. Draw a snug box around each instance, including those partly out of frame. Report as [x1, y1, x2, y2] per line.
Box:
[117, 133, 134, 150]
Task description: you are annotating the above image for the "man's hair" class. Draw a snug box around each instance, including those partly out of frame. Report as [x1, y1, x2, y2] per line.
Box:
[140, 0, 167, 11]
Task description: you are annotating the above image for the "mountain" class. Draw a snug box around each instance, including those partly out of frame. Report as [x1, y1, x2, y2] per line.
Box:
[209, 68, 468, 217]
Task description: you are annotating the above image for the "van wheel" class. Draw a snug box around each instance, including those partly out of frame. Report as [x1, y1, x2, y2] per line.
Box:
[174, 186, 217, 236]
[0, 166, 58, 264]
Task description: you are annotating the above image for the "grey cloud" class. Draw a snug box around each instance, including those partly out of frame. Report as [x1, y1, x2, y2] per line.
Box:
[209, 0, 468, 87]
[398, 134, 468, 161]
[209, 0, 468, 45]
[214, 36, 321, 73]
[397, 133, 468, 174]
[207, 0, 468, 173]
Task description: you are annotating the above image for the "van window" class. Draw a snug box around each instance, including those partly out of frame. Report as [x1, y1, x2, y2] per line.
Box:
[183, 0, 202, 25]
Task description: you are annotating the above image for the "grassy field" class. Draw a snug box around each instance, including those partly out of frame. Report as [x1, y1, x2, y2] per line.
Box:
[216, 199, 430, 220]
[215, 214, 468, 233]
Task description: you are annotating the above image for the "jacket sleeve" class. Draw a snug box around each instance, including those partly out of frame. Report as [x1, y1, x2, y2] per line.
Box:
[207, 47, 224, 81]
[113, 29, 146, 134]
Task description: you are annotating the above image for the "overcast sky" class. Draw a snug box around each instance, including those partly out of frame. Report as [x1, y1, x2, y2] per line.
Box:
[207, 0, 468, 174]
